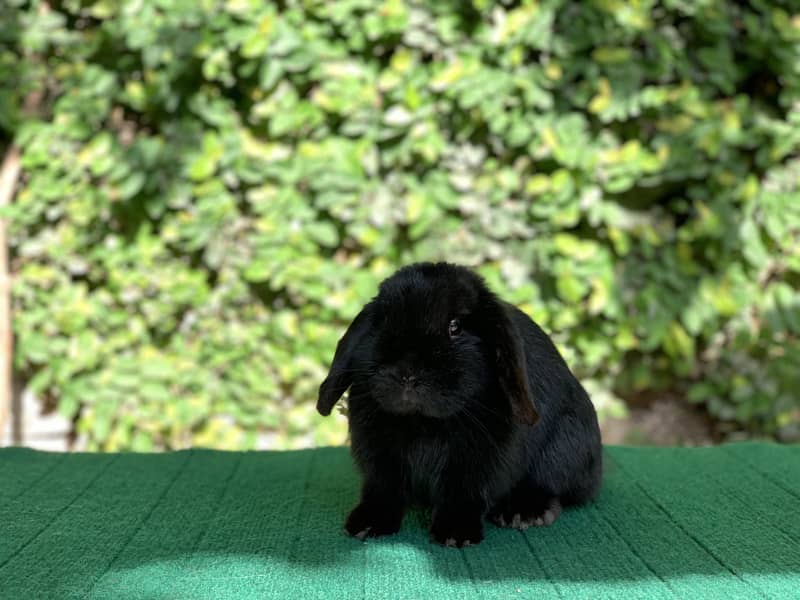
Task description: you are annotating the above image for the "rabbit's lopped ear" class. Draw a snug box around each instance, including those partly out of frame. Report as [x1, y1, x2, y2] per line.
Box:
[493, 306, 539, 426]
[317, 303, 374, 416]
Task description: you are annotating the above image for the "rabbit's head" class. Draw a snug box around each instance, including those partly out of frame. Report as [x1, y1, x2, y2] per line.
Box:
[317, 262, 538, 425]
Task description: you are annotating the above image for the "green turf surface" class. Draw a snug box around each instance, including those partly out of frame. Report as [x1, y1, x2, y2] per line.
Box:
[1, 443, 798, 599]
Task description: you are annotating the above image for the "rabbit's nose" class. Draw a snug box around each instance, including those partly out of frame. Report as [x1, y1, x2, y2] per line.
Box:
[401, 375, 417, 386]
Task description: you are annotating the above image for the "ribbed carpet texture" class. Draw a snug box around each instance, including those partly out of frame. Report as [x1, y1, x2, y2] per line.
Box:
[1, 443, 798, 599]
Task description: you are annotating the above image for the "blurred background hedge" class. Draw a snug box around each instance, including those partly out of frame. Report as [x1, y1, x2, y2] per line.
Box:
[1, 0, 799, 450]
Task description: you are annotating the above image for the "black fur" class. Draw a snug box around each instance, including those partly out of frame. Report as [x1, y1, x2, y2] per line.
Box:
[318, 262, 602, 547]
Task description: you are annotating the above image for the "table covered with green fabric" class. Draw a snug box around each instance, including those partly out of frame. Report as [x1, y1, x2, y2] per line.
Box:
[1, 443, 798, 599]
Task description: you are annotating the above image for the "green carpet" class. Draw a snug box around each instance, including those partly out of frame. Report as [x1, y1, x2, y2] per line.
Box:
[1, 443, 798, 599]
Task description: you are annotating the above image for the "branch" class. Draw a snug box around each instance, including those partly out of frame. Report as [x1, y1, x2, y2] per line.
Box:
[0, 144, 20, 440]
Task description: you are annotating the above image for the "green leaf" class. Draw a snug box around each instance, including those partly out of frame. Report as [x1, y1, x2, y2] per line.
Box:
[663, 322, 695, 360]
[556, 274, 588, 302]
[307, 222, 339, 247]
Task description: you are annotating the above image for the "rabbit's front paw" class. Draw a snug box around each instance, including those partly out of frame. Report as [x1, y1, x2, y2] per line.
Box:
[430, 510, 484, 548]
[345, 501, 403, 540]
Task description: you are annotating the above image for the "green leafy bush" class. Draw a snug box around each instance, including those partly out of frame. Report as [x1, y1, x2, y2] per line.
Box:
[2, 0, 799, 449]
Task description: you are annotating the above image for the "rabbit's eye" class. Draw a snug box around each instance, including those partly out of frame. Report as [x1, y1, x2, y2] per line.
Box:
[448, 318, 462, 338]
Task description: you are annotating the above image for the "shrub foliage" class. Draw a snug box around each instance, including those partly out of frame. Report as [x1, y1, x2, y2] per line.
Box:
[1, 0, 799, 449]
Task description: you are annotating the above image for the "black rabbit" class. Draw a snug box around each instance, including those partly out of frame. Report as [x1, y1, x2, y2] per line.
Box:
[317, 262, 602, 547]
